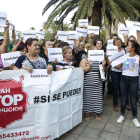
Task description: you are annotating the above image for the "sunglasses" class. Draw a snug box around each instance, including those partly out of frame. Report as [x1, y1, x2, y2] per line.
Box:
[129, 40, 135, 43]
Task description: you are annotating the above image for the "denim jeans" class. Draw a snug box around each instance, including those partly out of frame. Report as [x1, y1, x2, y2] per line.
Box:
[111, 71, 122, 106]
[120, 75, 139, 119]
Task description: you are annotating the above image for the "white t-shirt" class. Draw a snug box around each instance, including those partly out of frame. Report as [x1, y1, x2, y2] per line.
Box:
[122, 55, 139, 76]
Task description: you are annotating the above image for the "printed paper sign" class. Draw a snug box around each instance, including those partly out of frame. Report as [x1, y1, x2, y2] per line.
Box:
[22, 30, 36, 40]
[1, 51, 21, 67]
[0, 26, 4, 32]
[63, 40, 74, 49]
[132, 22, 140, 31]
[36, 30, 45, 39]
[107, 45, 118, 56]
[88, 26, 100, 35]
[88, 50, 104, 62]
[0, 11, 7, 27]
[57, 31, 68, 40]
[118, 27, 129, 35]
[67, 31, 78, 40]
[78, 19, 88, 27]
[76, 27, 88, 38]
[0, 68, 83, 140]
[108, 50, 127, 67]
[48, 48, 63, 62]
[9, 21, 13, 30]
[107, 39, 114, 46]
[29, 69, 50, 85]
[16, 32, 19, 40]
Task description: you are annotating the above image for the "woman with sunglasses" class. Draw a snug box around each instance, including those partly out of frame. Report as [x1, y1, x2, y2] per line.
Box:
[14, 38, 53, 74]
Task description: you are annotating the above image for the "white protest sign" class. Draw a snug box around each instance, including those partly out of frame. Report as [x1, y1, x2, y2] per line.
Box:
[36, 30, 45, 39]
[108, 50, 127, 67]
[107, 45, 118, 56]
[0, 68, 83, 140]
[107, 39, 114, 46]
[48, 48, 63, 62]
[16, 32, 19, 40]
[88, 26, 100, 35]
[0, 11, 7, 27]
[88, 50, 104, 62]
[76, 27, 88, 38]
[0, 26, 4, 32]
[57, 31, 68, 40]
[78, 19, 88, 27]
[67, 31, 78, 40]
[118, 27, 129, 35]
[1, 51, 21, 67]
[22, 30, 36, 40]
[29, 69, 50, 85]
[132, 22, 140, 31]
[62, 40, 74, 49]
[9, 21, 13, 30]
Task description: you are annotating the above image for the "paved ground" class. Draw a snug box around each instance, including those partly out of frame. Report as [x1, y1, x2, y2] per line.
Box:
[55, 95, 140, 140]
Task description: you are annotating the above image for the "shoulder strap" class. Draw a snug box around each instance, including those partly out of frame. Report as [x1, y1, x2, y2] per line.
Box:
[26, 55, 37, 69]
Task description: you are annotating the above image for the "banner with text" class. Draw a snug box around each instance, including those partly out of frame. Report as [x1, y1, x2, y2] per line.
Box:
[0, 68, 83, 140]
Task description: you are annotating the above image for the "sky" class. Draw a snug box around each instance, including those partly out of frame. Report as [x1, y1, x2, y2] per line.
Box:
[0, 0, 137, 39]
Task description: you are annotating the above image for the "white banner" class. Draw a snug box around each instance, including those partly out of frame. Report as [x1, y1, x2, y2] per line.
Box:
[76, 27, 88, 38]
[88, 50, 104, 62]
[57, 31, 68, 40]
[106, 45, 118, 56]
[67, 31, 78, 40]
[0, 11, 7, 27]
[132, 22, 140, 31]
[22, 30, 36, 40]
[36, 30, 45, 39]
[118, 27, 129, 35]
[108, 50, 127, 67]
[0, 68, 83, 140]
[78, 19, 88, 27]
[48, 48, 63, 62]
[1, 51, 21, 67]
[88, 26, 100, 35]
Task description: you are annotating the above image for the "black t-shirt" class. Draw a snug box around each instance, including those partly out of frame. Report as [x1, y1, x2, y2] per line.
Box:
[74, 51, 87, 67]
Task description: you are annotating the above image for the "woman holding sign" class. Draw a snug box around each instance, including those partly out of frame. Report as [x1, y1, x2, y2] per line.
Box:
[114, 42, 140, 127]
[80, 40, 106, 122]
[14, 38, 53, 74]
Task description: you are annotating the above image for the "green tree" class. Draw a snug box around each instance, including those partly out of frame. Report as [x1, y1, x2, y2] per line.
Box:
[30, 27, 35, 30]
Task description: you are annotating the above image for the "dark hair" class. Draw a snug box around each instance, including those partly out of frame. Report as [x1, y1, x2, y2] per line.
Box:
[112, 34, 118, 37]
[40, 40, 49, 54]
[94, 39, 103, 49]
[17, 45, 26, 51]
[58, 42, 69, 48]
[25, 38, 38, 51]
[50, 39, 55, 42]
[131, 42, 140, 55]
[128, 35, 136, 41]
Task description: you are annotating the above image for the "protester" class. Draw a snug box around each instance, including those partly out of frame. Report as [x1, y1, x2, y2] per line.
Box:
[80, 40, 106, 122]
[114, 42, 140, 127]
[14, 38, 53, 74]
[56, 46, 73, 70]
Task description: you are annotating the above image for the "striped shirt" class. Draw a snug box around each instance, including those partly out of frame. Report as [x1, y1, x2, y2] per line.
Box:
[56, 60, 73, 70]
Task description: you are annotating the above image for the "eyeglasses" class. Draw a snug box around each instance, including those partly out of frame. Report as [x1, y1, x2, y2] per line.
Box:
[115, 41, 121, 43]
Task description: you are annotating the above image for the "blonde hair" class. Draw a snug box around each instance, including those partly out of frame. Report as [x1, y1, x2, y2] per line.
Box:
[62, 46, 72, 56]
[85, 43, 94, 56]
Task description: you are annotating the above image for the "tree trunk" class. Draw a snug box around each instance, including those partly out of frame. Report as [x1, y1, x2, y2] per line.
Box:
[106, 23, 111, 40]
[91, 2, 102, 39]
[114, 19, 119, 34]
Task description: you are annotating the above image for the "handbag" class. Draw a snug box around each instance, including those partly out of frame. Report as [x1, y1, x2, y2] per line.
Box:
[26, 56, 37, 69]
[99, 64, 106, 81]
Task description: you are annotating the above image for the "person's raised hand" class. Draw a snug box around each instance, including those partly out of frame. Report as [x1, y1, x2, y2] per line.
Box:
[55, 35, 58, 40]
[88, 60, 93, 66]
[90, 33, 94, 38]
[23, 67, 33, 73]
[102, 60, 106, 66]
[6, 20, 9, 27]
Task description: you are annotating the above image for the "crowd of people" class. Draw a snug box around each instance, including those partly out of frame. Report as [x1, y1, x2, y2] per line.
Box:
[1, 20, 140, 128]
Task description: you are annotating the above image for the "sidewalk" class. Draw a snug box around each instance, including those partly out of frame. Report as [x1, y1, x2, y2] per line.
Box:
[55, 96, 140, 140]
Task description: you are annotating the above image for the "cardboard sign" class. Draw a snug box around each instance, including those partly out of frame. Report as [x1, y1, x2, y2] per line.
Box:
[0, 11, 7, 27]
[108, 50, 127, 67]
[57, 31, 68, 40]
[76, 27, 88, 38]
[78, 19, 88, 27]
[36, 30, 45, 39]
[118, 27, 129, 35]
[48, 48, 63, 62]
[88, 50, 104, 62]
[88, 26, 100, 35]
[132, 22, 140, 31]
[106, 45, 118, 56]
[22, 30, 36, 40]
[1, 51, 21, 67]
[67, 31, 78, 40]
